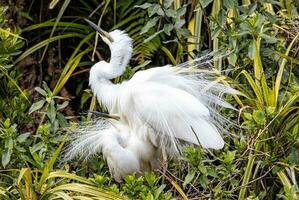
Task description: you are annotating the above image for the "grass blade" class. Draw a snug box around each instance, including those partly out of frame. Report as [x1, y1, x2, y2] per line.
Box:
[14, 33, 84, 64]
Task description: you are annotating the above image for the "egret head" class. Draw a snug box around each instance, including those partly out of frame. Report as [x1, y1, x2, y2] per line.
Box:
[85, 19, 133, 79]
[84, 19, 132, 48]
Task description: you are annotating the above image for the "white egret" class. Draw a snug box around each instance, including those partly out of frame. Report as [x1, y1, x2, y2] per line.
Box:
[66, 19, 239, 182]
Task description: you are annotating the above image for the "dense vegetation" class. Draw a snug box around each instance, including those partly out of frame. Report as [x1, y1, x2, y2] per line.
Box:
[0, 0, 298, 199]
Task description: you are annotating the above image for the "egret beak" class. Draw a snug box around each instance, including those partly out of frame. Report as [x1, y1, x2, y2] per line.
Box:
[84, 19, 114, 42]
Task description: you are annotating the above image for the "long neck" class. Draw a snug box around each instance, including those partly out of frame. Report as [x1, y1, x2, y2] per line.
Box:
[105, 30, 133, 79]
[89, 74, 120, 113]
[108, 41, 132, 78]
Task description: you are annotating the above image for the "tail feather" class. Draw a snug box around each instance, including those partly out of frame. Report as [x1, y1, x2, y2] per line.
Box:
[64, 119, 112, 161]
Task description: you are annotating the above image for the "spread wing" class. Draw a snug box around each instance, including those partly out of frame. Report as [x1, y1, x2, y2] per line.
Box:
[119, 57, 239, 154]
[120, 82, 225, 155]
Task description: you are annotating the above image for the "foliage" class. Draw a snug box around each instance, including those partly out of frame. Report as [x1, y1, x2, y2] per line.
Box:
[0, 0, 298, 199]
[0, 139, 127, 200]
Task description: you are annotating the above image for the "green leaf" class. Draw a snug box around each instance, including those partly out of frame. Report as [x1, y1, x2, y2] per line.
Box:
[29, 100, 45, 114]
[174, 18, 185, 29]
[35, 87, 48, 96]
[165, 9, 176, 18]
[164, 0, 174, 8]
[42, 81, 52, 94]
[260, 33, 278, 44]
[163, 24, 173, 36]
[243, 113, 252, 120]
[248, 40, 256, 59]
[5, 138, 13, 150]
[199, 175, 208, 189]
[46, 100, 56, 123]
[224, 0, 236, 9]
[177, 6, 187, 17]
[183, 171, 196, 189]
[148, 4, 163, 17]
[198, 0, 214, 9]
[223, 150, 236, 164]
[252, 110, 266, 125]
[57, 112, 68, 127]
[3, 118, 10, 128]
[177, 28, 191, 38]
[2, 149, 12, 168]
[140, 17, 159, 34]
[208, 168, 218, 178]
[30, 142, 44, 154]
[198, 164, 207, 175]
[134, 3, 152, 9]
[57, 101, 69, 111]
[17, 132, 31, 143]
[228, 53, 237, 66]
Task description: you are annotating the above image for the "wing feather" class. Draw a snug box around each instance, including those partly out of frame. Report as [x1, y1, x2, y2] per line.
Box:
[120, 82, 224, 154]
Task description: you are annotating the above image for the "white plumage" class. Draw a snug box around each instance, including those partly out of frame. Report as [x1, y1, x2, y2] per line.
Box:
[66, 20, 239, 182]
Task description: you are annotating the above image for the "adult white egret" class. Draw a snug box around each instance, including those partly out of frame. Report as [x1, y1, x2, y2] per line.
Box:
[67, 19, 239, 182]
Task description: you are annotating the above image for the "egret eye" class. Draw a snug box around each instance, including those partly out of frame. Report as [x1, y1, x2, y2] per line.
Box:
[84, 19, 114, 42]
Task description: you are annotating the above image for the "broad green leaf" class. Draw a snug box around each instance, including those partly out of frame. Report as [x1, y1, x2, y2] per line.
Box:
[148, 4, 163, 17]
[198, 164, 207, 175]
[164, 0, 174, 9]
[224, 0, 237, 9]
[198, 0, 213, 9]
[5, 138, 13, 149]
[243, 113, 252, 120]
[252, 110, 265, 125]
[177, 6, 187, 17]
[46, 100, 56, 123]
[2, 149, 12, 168]
[42, 81, 53, 94]
[228, 53, 237, 66]
[199, 175, 208, 189]
[260, 33, 278, 44]
[165, 9, 176, 18]
[163, 24, 173, 36]
[35, 87, 48, 97]
[29, 100, 45, 114]
[57, 112, 68, 127]
[224, 150, 236, 164]
[174, 18, 185, 29]
[17, 132, 31, 143]
[3, 118, 10, 128]
[177, 28, 191, 38]
[57, 101, 69, 111]
[183, 171, 196, 189]
[140, 17, 159, 34]
[30, 142, 44, 154]
[134, 3, 152, 9]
